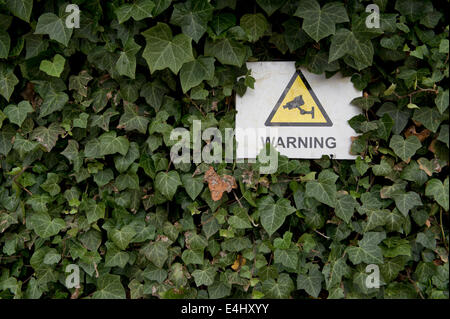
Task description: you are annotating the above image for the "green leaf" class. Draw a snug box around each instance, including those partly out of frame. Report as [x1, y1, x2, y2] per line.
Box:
[0, 30, 10, 59]
[346, 232, 385, 265]
[329, 28, 373, 69]
[5, 0, 33, 22]
[180, 56, 215, 93]
[39, 90, 69, 118]
[262, 273, 294, 298]
[40, 173, 60, 196]
[170, 0, 213, 43]
[115, 0, 155, 24]
[116, 38, 141, 79]
[141, 22, 194, 74]
[204, 38, 249, 67]
[181, 174, 204, 200]
[118, 103, 149, 134]
[155, 171, 182, 200]
[4, 101, 33, 126]
[297, 264, 323, 298]
[412, 107, 443, 133]
[389, 135, 421, 162]
[142, 241, 169, 268]
[393, 192, 422, 216]
[258, 196, 296, 236]
[35, 13, 73, 46]
[425, 178, 449, 211]
[240, 13, 269, 42]
[376, 102, 411, 135]
[274, 248, 298, 269]
[29, 212, 65, 238]
[110, 225, 137, 250]
[305, 170, 338, 207]
[92, 274, 126, 299]
[0, 64, 19, 101]
[295, 0, 349, 42]
[98, 131, 130, 156]
[438, 125, 449, 148]
[256, 0, 286, 16]
[192, 266, 216, 287]
[39, 54, 65, 77]
[31, 123, 64, 152]
[335, 194, 358, 223]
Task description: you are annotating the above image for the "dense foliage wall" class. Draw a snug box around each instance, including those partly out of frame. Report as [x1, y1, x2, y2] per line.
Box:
[0, 0, 448, 299]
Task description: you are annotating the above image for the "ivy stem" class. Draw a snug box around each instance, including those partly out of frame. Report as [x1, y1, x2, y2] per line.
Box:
[439, 208, 449, 252]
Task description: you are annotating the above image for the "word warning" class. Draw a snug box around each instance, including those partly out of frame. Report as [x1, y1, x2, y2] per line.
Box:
[236, 61, 361, 160]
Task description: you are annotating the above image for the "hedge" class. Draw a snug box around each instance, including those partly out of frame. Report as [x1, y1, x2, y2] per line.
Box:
[0, 0, 448, 299]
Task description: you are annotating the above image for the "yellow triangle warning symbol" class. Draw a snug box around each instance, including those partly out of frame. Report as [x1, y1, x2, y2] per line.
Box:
[265, 71, 333, 127]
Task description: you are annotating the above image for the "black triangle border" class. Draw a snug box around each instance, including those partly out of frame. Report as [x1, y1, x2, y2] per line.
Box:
[264, 70, 333, 127]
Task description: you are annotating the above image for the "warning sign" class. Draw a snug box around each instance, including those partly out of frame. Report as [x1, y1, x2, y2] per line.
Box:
[265, 71, 332, 127]
[235, 61, 361, 160]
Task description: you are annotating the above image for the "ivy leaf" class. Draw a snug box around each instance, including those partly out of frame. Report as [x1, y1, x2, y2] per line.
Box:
[140, 80, 168, 111]
[29, 212, 65, 239]
[40, 173, 60, 196]
[329, 28, 373, 68]
[110, 225, 137, 250]
[92, 274, 126, 299]
[435, 89, 449, 114]
[0, 30, 10, 59]
[438, 125, 449, 148]
[117, 103, 149, 134]
[170, 0, 213, 43]
[412, 107, 443, 133]
[274, 248, 298, 269]
[393, 192, 422, 216]
[240, 13, 269, 43]
[346, 232, 385, 265]
[39, 90, 69, 118]
[297, 264, 323, 298]
[69, 71, 93, 97]
[262, 273, 294, 298]
[335, 194, 358, 224]
[35, 13, 73, 46]
[4, 101, 33, 126]
[425, 178, 449, 211]
[0, 64, 19, 101]
[389, 135, 421, 162]
[5, 0, 33, 22]
[142, 241, 169, 268]
[115, 0, 155, 24]
[181, 174, 204, 200]
[98, 131, 130, 156]
[305, 170, 338, 207]
[39, 54, 65, 77]
[141, 22, 194, 74]
[191, 266, 216, 286]
[180, 56, 215, 93]
[31, 123, 64, 152]
[295, 0, 349, 42]
[258, 196, 296, 236]
[155, 171, 182, 200]
[116, 38, 141, 79]
[376, 102, 411, 135]
[204, 38, 249, 67]
[256, 0, 286, 16]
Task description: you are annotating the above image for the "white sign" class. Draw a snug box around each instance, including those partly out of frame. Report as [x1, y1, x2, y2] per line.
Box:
[236, 61, 361, 160]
